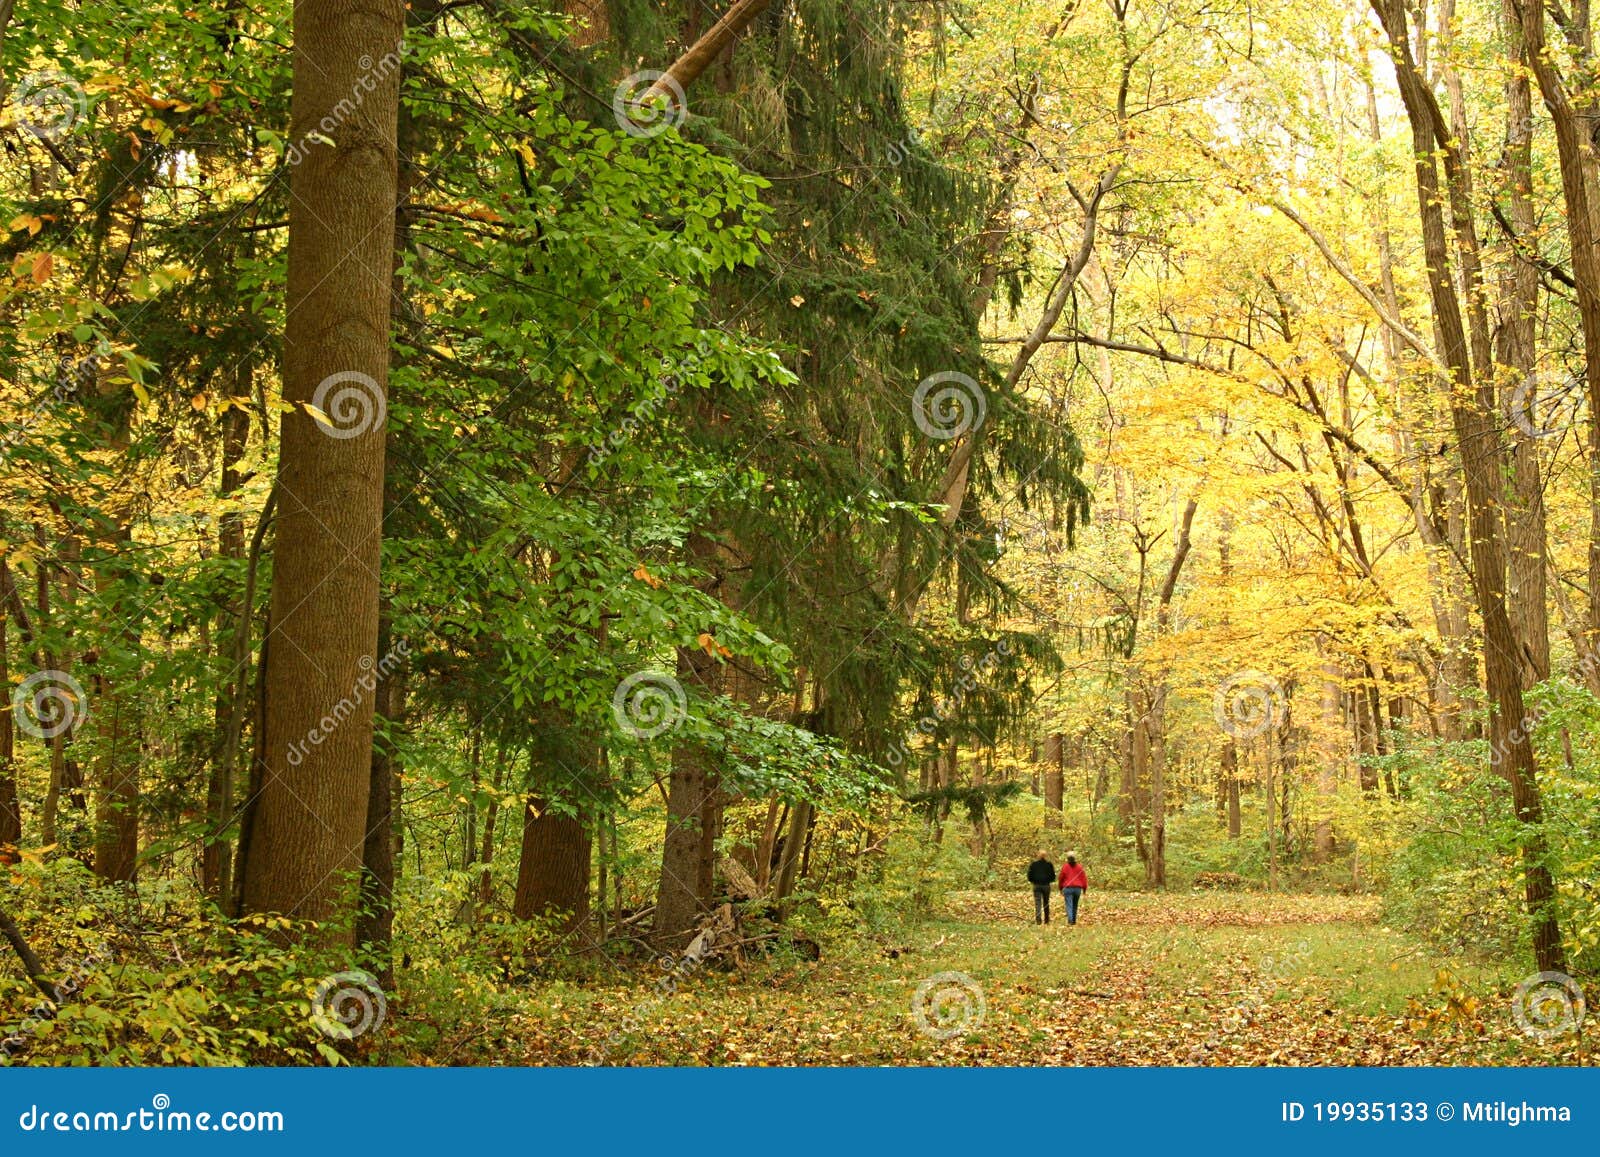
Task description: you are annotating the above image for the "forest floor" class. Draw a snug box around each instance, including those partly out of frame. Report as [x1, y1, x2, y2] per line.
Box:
[410, 891, 1587, 1066]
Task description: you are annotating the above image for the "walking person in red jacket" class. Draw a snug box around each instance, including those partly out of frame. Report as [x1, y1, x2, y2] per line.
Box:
[1058, 855, 1088, 925]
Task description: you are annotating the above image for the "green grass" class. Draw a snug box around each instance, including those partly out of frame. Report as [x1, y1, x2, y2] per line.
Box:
[401, 889, 1582, 1066]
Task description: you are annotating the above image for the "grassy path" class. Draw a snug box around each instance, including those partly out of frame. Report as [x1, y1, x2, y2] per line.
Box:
[421, 892, 1585, 1066]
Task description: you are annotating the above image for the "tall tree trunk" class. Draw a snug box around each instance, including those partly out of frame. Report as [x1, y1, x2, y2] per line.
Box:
[91, 529, 139, 884]
[0, 596, 17, 858]
[237, 0, 406, 935]
[1314, 663, 1340, 862]
[655, 530, 738, 945]
[354, 0, 436, 981]
[1376, 0, 1566, 972]
[656, 643, 722, 941]
[36, 533, 84, 851]
[754, 796, 782, 892]
[1118, 710, 1138, 834]
[204, 398, 250, 900]
[1497, 0, 1551, 688]
[1042, 732, 1063, 828]
[513, 721, 596, 939]
[355, 616, 403, 978]
[1225, 751, 1241, 840]
[1356, 664, 1382, 793]
[1141, 497, 1195, 888]
[1265, 726, 1279, 891]
[477, 749, 507, 905]
[1512, 0, 1600, 666]
[1145, 684, 1167, 887]
[513, 797, 592, 934]
[772, 798, 812, 918]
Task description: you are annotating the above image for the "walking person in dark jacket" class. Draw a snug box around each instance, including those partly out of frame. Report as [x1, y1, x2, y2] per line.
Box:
[1058, 854, 1088, 924]
[1026, 851, 1056, 924]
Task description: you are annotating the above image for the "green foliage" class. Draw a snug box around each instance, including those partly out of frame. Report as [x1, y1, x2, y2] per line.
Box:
[1379, 678, 1600, 972]
[3, 861, 347, 1066]
[848, 814, 990, 935]
[904, 781, 1022, 829]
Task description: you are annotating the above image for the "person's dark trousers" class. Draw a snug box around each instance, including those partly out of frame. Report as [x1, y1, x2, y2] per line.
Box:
[1061, 886, 1083, 924]
[1033, 884, 1051, 924]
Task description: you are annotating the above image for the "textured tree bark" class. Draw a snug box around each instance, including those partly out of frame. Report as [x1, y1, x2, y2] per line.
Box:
[654, 533, 725, 947]
[1355, 665, 1382, 793]
[1496, 0, 1551, 689]
[1376, 0, 1566, 972]
[1314, 662, 1340, 862]
[355, 617, 402, 979]
[1512, 0, 1600, 666]
[1264, 728, 1278, 891]
[1145, 685, 1167, 887]
[88, 679, 138, 882]
[463, 724, 479, 871]
[92, 527, 140, 884]
[353, 0, 437, 979]
[564, 0, 609, 46]
[36, 534, 85, 851]
[1224, 752, 1241, 840]
[477, 751, 506, 905]
[656, 726, 718, 945]
[1117, 712, 1138, 834]
[643, 0, 772, 104]
[513, 798, 592, 935]
[1042, 732, 1063, 828]
[753, 796, 782, 892]
[1403, 470, 1476, 739]
[1366, 76, 1471, 733]
[513, 721, 596, 939]
[237, 0, 405, 935]
[1144, 498, 1195, 888]
[772, 799, 812, 918]
[204, 397, 250, 901]
[1217, 511, 1241, 839]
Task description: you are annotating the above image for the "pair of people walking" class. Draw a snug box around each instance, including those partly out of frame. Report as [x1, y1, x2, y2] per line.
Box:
[1025, 851, 1088, 925]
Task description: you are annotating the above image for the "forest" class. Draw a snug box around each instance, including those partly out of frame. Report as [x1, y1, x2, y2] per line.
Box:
[0, 0, 1595, 1067]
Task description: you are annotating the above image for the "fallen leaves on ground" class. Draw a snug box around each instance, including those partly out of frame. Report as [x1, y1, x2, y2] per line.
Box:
[942, 889, 1383, 928]
[423, 891, 1581, 1068]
